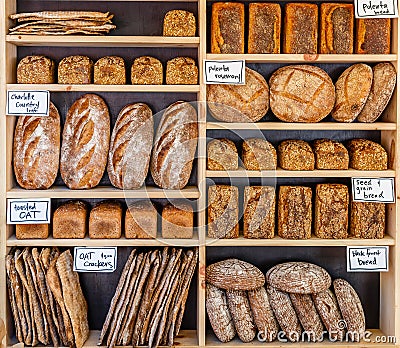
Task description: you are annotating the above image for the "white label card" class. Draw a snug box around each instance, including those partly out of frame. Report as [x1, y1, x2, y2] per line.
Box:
[352, 178, 395, 203]
[7, 198, 51, 224]
[204, 60, 245, 85]
[347, 246, 389, 272]
[355, 0, 398, 18]
[7, 91, 50, 116]
[74, 247, 117, 272]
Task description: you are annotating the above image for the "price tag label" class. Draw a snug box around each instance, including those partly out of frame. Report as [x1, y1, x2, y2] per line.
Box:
[7, 91, 50, 116]
[355, 0, 398, 18]
[204, 60, 245, 85]
[347, 246, 389, 272]
[73, 247, 117, 272]
[352, 178, 395, 203]
[7, 198, 51, 224]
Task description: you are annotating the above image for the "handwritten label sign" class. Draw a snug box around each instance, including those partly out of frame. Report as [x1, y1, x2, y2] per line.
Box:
[74, 247, 117, 272]
[204, 60, 245, 84]
[7, 91, 50, 116]
[7, 198, 51, 224]
[352, 178, 395, 203]
[355, 0, 398, 18]
[347, 246, 389, 272]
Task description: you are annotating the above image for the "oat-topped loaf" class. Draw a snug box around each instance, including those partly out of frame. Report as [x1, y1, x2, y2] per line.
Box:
[166, 57, 198, 84]
[207, 138, 238, 170]
[89, 201, 122, 239]
[350, 201, 385, 239]
[53, 201, 88, 239]
[163, 10, 196, 37]
[278, 140, 314, 170]
[313, 139, 349, 170]
[242, 138, 277, 170]
[356, 18, 391, 54]
[131, 56, 163, 85]
[94, 56, 126, 85]
[347, 139, 388, 170]
[58, 55, 93, 84]
[17, 55, 55, 84]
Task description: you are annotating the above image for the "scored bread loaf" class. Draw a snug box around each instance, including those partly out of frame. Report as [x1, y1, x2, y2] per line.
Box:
[16, 224, 49, 239]
[17, 55, 55, 84]
[150, 101, 198, 189]
[242, 138, 277, 170]
[347, 139, 388, 170]
[13, 102, 60, 189]
[166, 57, 198, 85]
[207, 138, 238, 170]
[53, 201, 88, 239]
[278, 140, 314, 170]
[163, 10, 196, 37]
[89, 201, 122, 239]
[313, 139, 349, 170]
[131, 56, 163, 85]
[60, 94, 110, 189]
[162, 202, 193, 239]
[350, 201, 385, 239]
[356, 18, 391, 54]
[125, 200, 157, 239]
[94, 56, 126, 85]
[58, 55, 93, 84]
[107, 103, 153, 189]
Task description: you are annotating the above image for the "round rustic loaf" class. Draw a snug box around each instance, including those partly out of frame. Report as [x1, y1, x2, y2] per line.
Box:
[266, 262, 331, 294]
[332, 63, 373, 122]
[207, 67, 269, 123]
[206, 259, 265, 290]
[269, 65, 335, 122]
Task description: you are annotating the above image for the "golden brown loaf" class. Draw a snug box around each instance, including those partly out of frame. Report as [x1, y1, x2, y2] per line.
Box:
[356, 19, 391, 54]
[332, 64, 373, 123]
[347, 139, 388, 170]
[166, 57, 198, 85]
[13, 102, 60, 189]
[269, 65, 335, 122]
[248, 3, 281, 54]
[320, 3, 354, 54]
[89, 201, 122, 239]
[125, 200, 157, 239]
[162, 202, 193, 239]
[131, 56, 163, 85]
[358, 62, 397, 123]
[58, 55, 93, 84]
[163, 10, 196, 37]
[150, 101, 198, 189]
[350, 201, 385, 239]
[207, 67, 269, 123]
[94, 56, 126, 85]
[16, 224, 49, 239]
[313, 139, 349, 170]
[207, 138, 238, 170]
[283, 3, 318, 54]
[211, 2, 245, 54]
[53, 201, 88, 239]
[242, 138, 277, 170]
[107, 103, 153, 189]
[60, 94, 110, 189]
[17, 55, 55, 84]
[278, 140, 314, 170]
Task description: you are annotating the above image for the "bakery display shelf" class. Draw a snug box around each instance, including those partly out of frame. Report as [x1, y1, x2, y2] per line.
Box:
[206, 122, 397, 131]
[205, 53, 398, 63]
[206, 168, 396, 178]
[205, 236, 396, 247]
[6, 35, 200, 47]
[7, 84, 201, 93]
[6, 186, 200, 199]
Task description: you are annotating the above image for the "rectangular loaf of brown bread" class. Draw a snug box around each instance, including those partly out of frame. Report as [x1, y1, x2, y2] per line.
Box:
[166, 57, 198, 85]
[356, 18, 391, 54]
[94, 56, 126, 85]
[350, 201, 385, 238]
[131, 56, 163, 84]
[313, 139, 349, 170]
[53, 201, 88, 239]
[16, 224, 49, 239]
[125, 200, 157, 239]
[162, 202, 193, 238]
[17, 55, 55, 84]
[89, 201, 122, 239]
[58, 55, 93, 84]
[207, 138, 238, 170]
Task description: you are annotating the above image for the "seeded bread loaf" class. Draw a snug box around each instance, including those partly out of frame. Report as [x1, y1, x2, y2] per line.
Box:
[350, 201, 385, 239]
[356, 18, 391, 54]
[242, 138, 277, 170]
[163, 10, 196, 37]
[347, 139, 388, 170]
[16, 224, 49, 239]
[278, 140, 314, 170]
[58, 55, 93, 84]
[166, 57, 198, 85]
[313, 139, 349, 170]
[162, 202, 193, 239]
[17, 55, 55, 84]
[89, 201, 122, 239]
[53, 201, 88, 239]
[207, 138, 238, 170]
[94, 56, 126, 85]
[131, 56, 163, 85]
[125, 200, 157, 239]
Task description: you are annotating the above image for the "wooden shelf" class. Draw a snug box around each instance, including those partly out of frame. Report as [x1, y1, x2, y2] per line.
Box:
[7, 84, 201, 93]
[206, 122, 397, 131]
[6, 186, 200, 199]
[206, 236, 395, 247]
[6, 35, 200, 47]
[206, 168, 396, 178]
[206, 53, 398, 63]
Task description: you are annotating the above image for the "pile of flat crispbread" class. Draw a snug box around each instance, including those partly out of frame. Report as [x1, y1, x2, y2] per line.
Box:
[9, 11, 115, 35]
[6, 248, 89, 348]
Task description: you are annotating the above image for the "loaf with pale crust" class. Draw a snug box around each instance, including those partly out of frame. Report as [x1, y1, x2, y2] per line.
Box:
[207, 138, 238, 170]
[242, 138, 277, 170]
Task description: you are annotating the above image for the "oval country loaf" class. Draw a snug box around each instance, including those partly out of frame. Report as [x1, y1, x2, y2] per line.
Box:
[206, 259, 265, 291]
[150, 101, 198, 189]
[357, 62, 397, 123]
[332, 63, 373, 122]
[207, 67, 269, 123]
[266, 262, 331, 294]
[13, 102, 60, 189]
[60, 94, 110, 189]
[269, 65, 335, 122]
[107, 103, 153, 189]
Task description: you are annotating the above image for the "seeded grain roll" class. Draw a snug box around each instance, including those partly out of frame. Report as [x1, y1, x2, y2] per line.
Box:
[347, 139, 388, 170]
[53, 201, 88, 239]
[350, 201, 385, 239]
[207, 138, 238, 170]
[58, 55, 93, 84]
[94, 56, 126, 85]
[278, 140, 314, 170]
[242, 138, 277, 170]
[313, 139, 349, 170]
[17, 55, 55, 84]
[163, 10, 196, 37]
[131, 56, 163, 85]
[166, 57, 198, 85]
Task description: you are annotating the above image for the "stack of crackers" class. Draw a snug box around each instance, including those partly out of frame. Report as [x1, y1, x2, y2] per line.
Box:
[9, 11, 115, 35]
